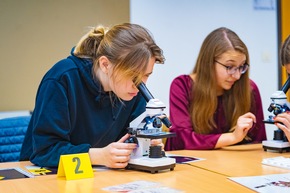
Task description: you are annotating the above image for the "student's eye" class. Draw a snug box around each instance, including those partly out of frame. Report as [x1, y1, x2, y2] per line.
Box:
[142, 75, 150, 82]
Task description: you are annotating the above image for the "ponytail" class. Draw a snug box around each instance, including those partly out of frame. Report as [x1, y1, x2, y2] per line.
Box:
[74, 26, 108, 59]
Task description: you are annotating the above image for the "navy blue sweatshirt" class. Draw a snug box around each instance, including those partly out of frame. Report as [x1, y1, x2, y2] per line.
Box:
[20, 49, 146, 167]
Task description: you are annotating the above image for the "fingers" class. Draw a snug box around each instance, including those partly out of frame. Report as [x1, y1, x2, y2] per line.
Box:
[111, 142, 137, 152]
[150, 139, 162, 145]
[275, 112, 290, 123]
[274, 113, 290, 132]
[107, 154, 131, 169]
[104, 143, 134, 169]
[234, 113, 256, 142]
[151, 139, 164, 150]
[118, 133, 131, 143]
[241, 112, 256, 124]
[275, 122, 287, 132]
[110, 162, 129, 169]
[236, 112, 257, 131]
[110, 153, 131, 164]
[237, 116, 255, 131]
[116, 134, 137, 150]
[275, 122, 290, 142]
[104, 134, 137, 168]
[106, 135, 165, 168]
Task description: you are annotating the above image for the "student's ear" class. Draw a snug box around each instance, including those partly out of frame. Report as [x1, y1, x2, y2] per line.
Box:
[99, 56, 111, 73]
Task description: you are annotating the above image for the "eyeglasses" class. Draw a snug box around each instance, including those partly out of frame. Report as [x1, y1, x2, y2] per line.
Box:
[215, 60, 249, 75]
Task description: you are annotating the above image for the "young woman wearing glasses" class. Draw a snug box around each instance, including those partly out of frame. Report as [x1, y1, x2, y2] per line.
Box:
[165, 27, 266, 150]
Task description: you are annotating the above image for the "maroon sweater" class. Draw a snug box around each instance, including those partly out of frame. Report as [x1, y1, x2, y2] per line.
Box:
[165, 75, 266, 150]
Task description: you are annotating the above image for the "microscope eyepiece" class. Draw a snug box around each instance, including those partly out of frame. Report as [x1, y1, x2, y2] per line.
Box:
[281, 76, 290, 94]
[137, 82, 154, 102]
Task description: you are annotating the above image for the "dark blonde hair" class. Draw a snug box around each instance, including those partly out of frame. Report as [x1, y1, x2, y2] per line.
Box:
[74, 23, 164, 85]
[190, 27, 251, 134]
[280, 35, 290, 66]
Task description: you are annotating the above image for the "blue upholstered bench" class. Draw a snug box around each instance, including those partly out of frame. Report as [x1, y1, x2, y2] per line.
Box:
[0, 116, 31, 162]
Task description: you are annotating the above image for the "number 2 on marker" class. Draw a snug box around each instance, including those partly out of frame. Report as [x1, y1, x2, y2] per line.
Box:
[72, 157, 84, 174]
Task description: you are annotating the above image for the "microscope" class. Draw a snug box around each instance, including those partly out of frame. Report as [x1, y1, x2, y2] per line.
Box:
[262, 76, 290, 153]
[125, 82, 176, 173]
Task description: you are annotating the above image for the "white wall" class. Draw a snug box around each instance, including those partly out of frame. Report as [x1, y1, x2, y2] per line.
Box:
[130, 0, 278, 139]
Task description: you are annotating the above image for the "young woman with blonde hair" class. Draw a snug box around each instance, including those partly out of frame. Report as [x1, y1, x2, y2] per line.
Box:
[20, 23, 165, 168]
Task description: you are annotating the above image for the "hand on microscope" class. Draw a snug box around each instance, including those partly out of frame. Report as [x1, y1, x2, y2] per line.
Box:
[273, 112, 290, 141]
[125, 134, 164, 149]
[89, 134, 164, 169]
[150, 138, 165, 151]
[89, 133, 137, 169]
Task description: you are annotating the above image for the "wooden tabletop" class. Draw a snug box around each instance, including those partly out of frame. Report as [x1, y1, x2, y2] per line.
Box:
[169, 143, 290, 177]
[0, 161, 253, 193]
[1, 143, 288, 192]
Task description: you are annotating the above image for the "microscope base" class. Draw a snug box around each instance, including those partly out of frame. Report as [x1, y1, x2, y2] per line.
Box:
[127, 157, 176, 174]
[262, 140, 290, 153]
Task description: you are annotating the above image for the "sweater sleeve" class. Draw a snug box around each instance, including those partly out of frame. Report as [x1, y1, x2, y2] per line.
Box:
[247, 80, 267, 142]
[165, 75, 221, 150]
[29, 79, 90, 167]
